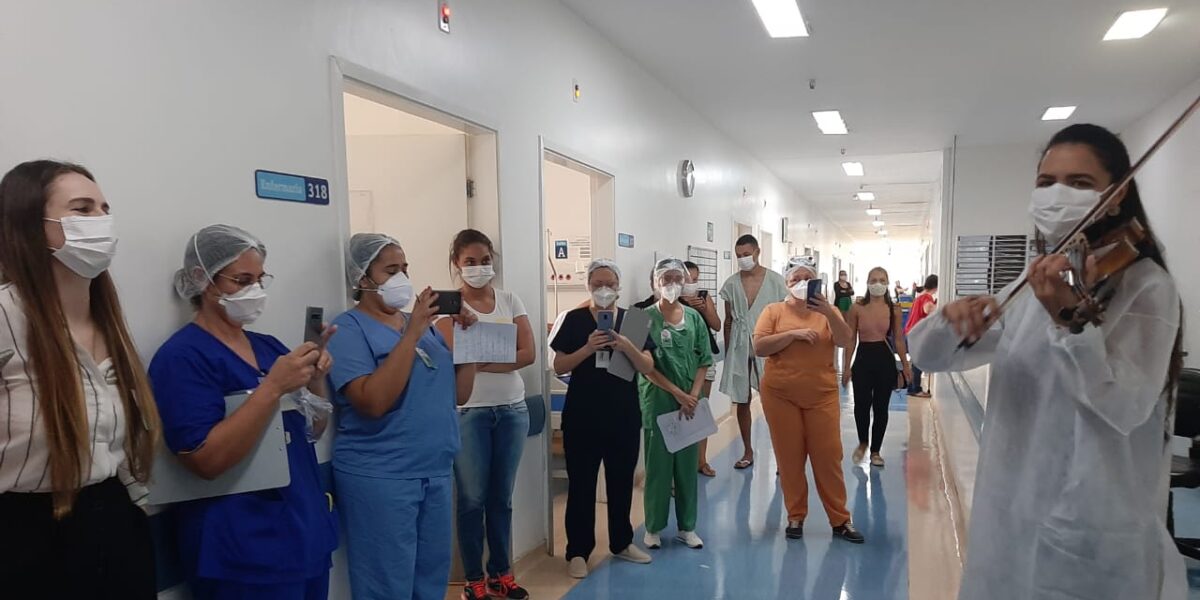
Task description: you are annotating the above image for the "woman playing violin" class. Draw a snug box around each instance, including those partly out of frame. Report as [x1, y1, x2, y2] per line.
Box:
[909, 124, 1186, 600]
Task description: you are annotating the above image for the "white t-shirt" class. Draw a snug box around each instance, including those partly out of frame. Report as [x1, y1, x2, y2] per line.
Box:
[463, 288, 528, 407]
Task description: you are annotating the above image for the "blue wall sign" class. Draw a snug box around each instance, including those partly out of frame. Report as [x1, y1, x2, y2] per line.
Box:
[255, 169, 330, 205]
[554, 240, 569, 259]
[618, 233, 635, 248]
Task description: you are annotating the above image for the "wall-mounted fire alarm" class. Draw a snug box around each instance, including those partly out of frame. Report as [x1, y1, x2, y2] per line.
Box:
[438, 2, 451, 34]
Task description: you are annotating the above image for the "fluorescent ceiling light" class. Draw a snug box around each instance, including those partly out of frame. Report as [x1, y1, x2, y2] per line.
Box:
[751, 0, 809, 38]
[842, 162, 864, 177]
[1103, 8, 1168, 41]
[877, 229, 888, 236]
[812, 110, 848, 135]
[1041, 106, 1077, 121]
[855, 191, 875, 201]
[865, 208, 882, 216]
[872, 220, 885, 227]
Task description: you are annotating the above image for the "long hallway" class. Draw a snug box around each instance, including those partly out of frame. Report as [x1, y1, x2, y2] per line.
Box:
[560, 393, 913, 600]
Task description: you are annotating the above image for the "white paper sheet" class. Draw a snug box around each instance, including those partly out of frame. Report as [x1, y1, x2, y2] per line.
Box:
[655, 398, 718, 454]
[454, 322, 518, 364]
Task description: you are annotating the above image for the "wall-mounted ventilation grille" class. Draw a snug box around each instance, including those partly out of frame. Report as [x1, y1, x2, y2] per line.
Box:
[954, 235, 1030, 296]
[687, 246, 719, 294]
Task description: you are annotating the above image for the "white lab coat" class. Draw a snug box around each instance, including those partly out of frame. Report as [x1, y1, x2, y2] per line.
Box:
[909, 258, 1187, 600]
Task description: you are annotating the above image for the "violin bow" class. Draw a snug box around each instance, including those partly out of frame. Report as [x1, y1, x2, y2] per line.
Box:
[959, 92, 1200, 347]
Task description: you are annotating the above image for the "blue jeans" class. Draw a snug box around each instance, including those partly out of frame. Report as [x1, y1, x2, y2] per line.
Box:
[454, 403, 529, 581]
[909, 365, 924, 394]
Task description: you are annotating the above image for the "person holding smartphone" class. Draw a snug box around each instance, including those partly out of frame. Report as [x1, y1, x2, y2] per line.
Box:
[753, 256, 863, 544]
[148, 225, 339, 599]
[326, 234, 477, 600]
[550, 259, 656, 579]
[638, 258, 714, 551]
[681, 261, 722, 477]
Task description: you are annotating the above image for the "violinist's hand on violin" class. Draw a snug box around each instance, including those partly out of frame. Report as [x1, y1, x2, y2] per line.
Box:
[943, 296, 1001, 345]
[1029, 254, 1097, 325]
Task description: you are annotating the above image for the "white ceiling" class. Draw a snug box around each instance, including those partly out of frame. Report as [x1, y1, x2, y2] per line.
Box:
[561, 0, 1200, 241]
[343, 93, 465, 137]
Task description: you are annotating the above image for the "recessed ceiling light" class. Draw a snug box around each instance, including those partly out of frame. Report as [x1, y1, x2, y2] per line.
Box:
[812, 111, 848, 135]
[872, 220, 885, 227]
[1103, 8, 1168, 41]
[842, 162, 864, 177]
[877, 229, 888, 236]
[855, 191, 875, 201]
[866, 207, 882, 216]
[1041, 106, 1077, 121]
[750, 0, 809, 38]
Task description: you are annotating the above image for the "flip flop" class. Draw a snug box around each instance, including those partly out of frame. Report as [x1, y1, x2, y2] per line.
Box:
[734, 458, 754, 470]
[698, 464, 716, 477]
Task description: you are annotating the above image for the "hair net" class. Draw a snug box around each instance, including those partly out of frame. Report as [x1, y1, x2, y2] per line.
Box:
[653, 258, 687, 287]
[173, 224, 266, 300]
[346, 233, 403, 289]
[586, 259, 621, 283]
[784, 255, 818, 279]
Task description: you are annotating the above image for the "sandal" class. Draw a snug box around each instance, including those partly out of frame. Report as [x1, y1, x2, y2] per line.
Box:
[734, 458, 754, 470]
[698, 463, 717, 477]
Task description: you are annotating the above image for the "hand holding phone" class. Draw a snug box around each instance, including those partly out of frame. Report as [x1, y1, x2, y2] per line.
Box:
[433, 290, 463, 315]
[304, 307, 325, 345]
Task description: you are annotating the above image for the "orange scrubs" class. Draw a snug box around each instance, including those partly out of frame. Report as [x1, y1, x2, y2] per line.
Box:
[754, 302, 851, 527]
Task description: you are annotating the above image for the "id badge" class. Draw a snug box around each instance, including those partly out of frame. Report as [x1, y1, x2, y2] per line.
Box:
[415, 347, 436, 370]
[660, 329, 674, 348]
[595, 350, 611, 368]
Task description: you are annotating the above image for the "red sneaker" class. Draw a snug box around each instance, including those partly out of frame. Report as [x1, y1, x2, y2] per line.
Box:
[462, 579, 488, 600]
[486, 573, 530, 599]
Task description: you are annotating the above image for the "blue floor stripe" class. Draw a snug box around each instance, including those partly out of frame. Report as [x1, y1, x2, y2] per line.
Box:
[563, 392, 909, 600]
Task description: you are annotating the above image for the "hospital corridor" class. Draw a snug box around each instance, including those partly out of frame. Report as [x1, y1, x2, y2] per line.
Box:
[1, 1, 1199, 599]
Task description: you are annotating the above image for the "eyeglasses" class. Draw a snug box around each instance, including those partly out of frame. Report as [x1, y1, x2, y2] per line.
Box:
[218, 272, 275, 290]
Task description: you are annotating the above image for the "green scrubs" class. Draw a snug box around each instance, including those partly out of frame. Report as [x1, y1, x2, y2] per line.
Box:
[637, 304, 714, 534]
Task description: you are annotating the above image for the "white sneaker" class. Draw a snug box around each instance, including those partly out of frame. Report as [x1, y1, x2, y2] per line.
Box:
[852, 444, 868, 465]
[614, 544, 653, 564]
[871, 453, 886, 467]
[644, 531, 661, 549]
[568, 556, 588, 579]
[676, 530, 704, 549]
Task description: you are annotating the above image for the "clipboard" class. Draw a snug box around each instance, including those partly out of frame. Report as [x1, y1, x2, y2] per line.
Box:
[607, 307, 651, 382]
[147, 392, 290, 505]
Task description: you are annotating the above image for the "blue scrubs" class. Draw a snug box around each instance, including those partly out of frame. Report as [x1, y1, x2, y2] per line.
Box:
[149, 323, 338, 599]
[327, 309, 460, 600]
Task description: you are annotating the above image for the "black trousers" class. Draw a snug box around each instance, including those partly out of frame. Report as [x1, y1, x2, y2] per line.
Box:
[563, 420, 641, 560]
[852, 341, 897, 453]
[0, 477, 156, 599]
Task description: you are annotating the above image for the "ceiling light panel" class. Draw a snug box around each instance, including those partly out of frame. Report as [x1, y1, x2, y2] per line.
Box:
[812, 110, 848, 135]
[866, 208, 882, 216]
[1041, 106, 1077, 121]
[751, 0, 809, 38]
[1103, 8, 1168, 41]
[872, 220, 885, 227]
[842, 162, 865, 177]
[855, 191, 875, 201]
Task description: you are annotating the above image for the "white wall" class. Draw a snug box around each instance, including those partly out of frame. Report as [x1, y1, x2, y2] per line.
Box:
[346, 134, 468, 291]
[1121, 77, 1200, 366]
[0, 1, 851, 596]
[543, 160, 592, 313]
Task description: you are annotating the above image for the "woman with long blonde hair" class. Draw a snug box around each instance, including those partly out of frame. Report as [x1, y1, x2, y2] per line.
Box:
[0, 160, 161, 598]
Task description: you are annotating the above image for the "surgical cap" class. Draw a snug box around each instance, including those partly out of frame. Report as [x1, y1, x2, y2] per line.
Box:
[784, 255, 817, 279]
[653, 258, 687, 286]
[173, 224, 266, 300]
[346, 233, 403, 288]
[586, 259, 622, 283]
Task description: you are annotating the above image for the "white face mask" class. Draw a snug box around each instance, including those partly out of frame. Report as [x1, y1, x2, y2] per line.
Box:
[219, 283, 268, 325]
[45, 215, 118, 279]
[659, 284, 682, 304]
[737, 256, 756, 272]
[591, 286, 618, 309]
[790, 281, 809, 301]
[461, 265, 495, 289]
[868, 283, 888, 297]
[683, 282, 700, 297]
[1028, 183, 1102, 245]
[375, 272, 413, 310]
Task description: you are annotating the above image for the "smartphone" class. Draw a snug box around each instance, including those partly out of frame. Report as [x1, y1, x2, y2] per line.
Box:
[698, 289, 709, 299]
[596, 310, 615, 332]
[807, 279, 823, 304]
[304, 306, 324, 345]
[433, 290, 463, 315]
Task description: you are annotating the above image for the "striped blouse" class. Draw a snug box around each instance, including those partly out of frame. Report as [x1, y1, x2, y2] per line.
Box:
[0, 283, 147, 505]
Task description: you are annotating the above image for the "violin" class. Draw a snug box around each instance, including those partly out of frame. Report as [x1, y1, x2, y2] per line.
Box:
[961, 92, 1200, 346]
